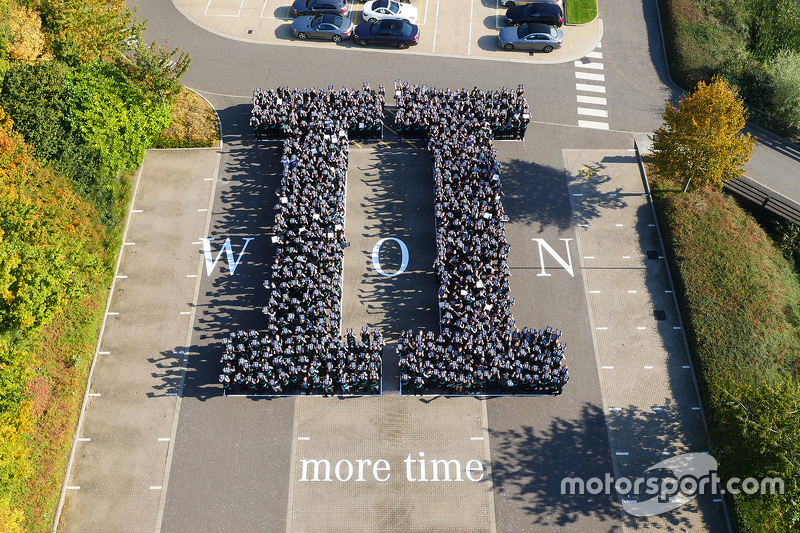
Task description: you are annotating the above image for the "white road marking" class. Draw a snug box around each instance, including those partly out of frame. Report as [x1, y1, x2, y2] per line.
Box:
[609, 407, 622, 411]
[99, 351, 110, 354]
[578, 120, 609, 130]
[637, 327, 646, 330]
[601, 366, 614, 369]
[298, 437, 310, 440]
[576, 83, 606, 93]
[150, 486, 163, 490]
[596, 327, 608, 330]
[198, 209, 208, 212]
[67, 486, 81, 490]
[187, 275, 198, 278]
[431, 0, 441, 51]
[88, 393, 101, 397]
[180, 311, 191, 315]
[644, 366, 653, 369]
[574, 61, 603, 70]
[673, 326, 682, 330]
[575, 71, 605, 81]
[577, 95, 606, 105]
[132, 210, 143, 213]
[627, 290, 637, 293]
[682, 366, 690, 369]
[577, 107, 608, 117]
[116, 275, 128, 279]
[616, 452, 629, 456]
[158, 438, 171, 442]
[77, 438, 91, 442]
[124, 242, 135, 246]
[467, 0, 474, 55]
[107, 312, 119, 316]
[470, 437, 484, 440]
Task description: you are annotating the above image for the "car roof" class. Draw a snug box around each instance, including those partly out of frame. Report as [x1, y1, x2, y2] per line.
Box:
[523, 2, 560, 11]
[320, 13, 342, 23]
[523, 22, 554, 32]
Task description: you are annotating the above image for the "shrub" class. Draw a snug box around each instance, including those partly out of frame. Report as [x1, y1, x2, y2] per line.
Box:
[768, 50, 800, 128]
[154, 87, 219, 148]
[67, 60, 173, 176]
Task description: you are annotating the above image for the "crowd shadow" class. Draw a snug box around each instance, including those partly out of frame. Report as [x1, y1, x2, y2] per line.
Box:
[179, 103, 282, 400]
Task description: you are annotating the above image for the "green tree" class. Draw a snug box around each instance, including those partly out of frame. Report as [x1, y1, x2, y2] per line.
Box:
[768, 50, 800, 128]
[650, 76, 755, 192]
[117, 39, 190, 104]
[35, 0, 144, 64]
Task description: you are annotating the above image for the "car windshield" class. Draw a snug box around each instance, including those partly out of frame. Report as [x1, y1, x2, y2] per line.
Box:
[310, 15, 324, 27]
[388, 1, 399, 13]
[522, 4, 534, 14]
[516, 25, 531, 38]
[321, 14, 341, 25]
[400, 20, 412, 34]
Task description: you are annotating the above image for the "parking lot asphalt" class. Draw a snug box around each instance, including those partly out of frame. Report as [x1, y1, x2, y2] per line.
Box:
[58, 119, 726, 533]
[169, 0, 602, 62]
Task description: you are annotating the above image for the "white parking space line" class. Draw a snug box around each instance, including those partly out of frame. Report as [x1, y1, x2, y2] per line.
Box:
[578, 120, 609, 130]
[576, 83, 606, 93]
[432, 0, 441, 51]
[575, 71, 605, 81]
[574, 61, 603, 70]
[419, 0, 429, 25]
[260, 0, 269, 17]
[587, 51, 602, 58]
[577, 95, 607, 105]
[577, 107, 608, 117]
[467, 0, 474, 55]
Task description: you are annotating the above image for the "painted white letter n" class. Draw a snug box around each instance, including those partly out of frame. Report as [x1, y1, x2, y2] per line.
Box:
[532, 238, 574, 277]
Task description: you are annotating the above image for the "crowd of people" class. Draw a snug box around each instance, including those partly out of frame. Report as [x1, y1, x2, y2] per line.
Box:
[223, 81, 568, 396]
[250, 84, 386, 141]
[221, 84, 386, 395]
[393, 82, 531, 140]
[220, 328, 384, 395]
[393, 81, 568, 395]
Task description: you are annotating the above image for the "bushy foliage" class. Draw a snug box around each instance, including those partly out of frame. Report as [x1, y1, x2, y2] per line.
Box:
[35, 0, 144, 64]
[0, 108, 107, 332]
[710, 376, 800, 532]
[651, 76, 755, 191]
[116, 39, 191, 104]
[2, 1, 46, 62]
[67, 60, 172, 176]
[662, 0, 800, 124]
[154, 87, 218, 148]
[768, 50, 800, 128]
[651, 178, 800, 532]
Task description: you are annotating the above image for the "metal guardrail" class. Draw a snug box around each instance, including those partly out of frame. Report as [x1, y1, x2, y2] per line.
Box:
[723, 175, 800, 226]
[746, 106, 800, 146]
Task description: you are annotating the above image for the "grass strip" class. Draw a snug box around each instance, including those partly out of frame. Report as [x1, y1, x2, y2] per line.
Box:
[566, 0, 597, 24]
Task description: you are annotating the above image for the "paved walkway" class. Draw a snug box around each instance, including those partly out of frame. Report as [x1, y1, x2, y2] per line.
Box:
[169, 0, 602, 63]
[566, 146, 729, 532]
[54, 148, 222, 532]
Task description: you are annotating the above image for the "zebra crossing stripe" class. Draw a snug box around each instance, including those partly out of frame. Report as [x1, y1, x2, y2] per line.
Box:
[578, 108, 608, 118]
[578, 120, 610, 130]
[575, 83, 606, 93]
[577, 95, 607, 105]
[575, 71, 605, 82]
[574, 61, 604, 70]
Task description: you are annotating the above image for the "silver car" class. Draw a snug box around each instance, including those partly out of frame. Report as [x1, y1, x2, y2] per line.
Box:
[291, 14, 354, 41]
[497, 23, 562, 52]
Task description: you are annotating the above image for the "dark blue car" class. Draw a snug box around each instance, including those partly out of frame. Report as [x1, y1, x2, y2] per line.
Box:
[354, 19, 420, 49]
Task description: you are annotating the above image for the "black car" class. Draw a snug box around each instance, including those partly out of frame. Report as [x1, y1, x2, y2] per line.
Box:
[291, 0, 348, 18]
[354, 19, 420, 48]
[504, 2, 563, 27]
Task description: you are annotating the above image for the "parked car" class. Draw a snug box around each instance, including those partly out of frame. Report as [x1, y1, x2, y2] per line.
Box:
[362, 0, 418, 23]
[291, 14, 354, 41]
[354, 19, 420, 48]
[291, 0, 348, 18]
[500, 0, 563, 10]
[497, 22, 563, 52]
[505, 2, 562, 27]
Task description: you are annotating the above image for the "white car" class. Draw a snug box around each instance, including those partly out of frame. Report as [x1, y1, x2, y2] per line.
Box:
[362, 0, 418, 23]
